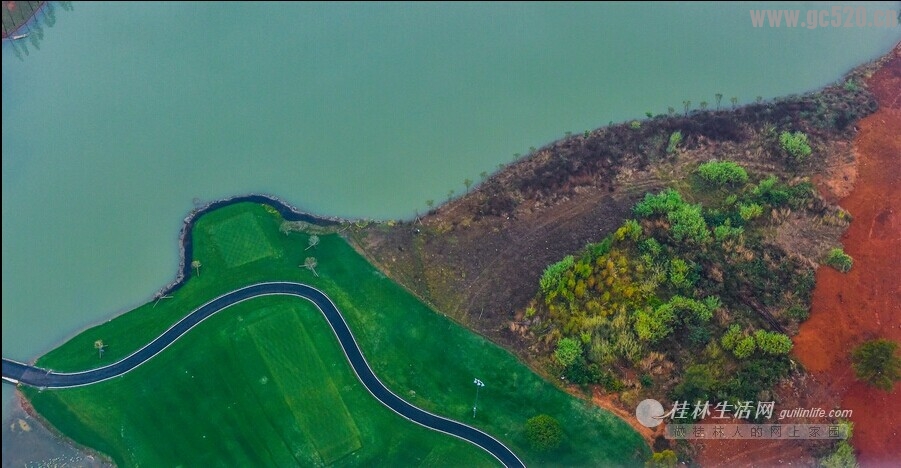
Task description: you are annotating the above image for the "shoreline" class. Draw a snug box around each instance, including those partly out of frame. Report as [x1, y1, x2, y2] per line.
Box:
[157, 193, 342, 300]
[13, 193, 345, 368]
[3, 32, 899, 468]
[4, 389, 112, 467]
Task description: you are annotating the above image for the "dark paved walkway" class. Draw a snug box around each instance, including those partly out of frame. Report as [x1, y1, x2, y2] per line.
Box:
[2, 282, 525, 467]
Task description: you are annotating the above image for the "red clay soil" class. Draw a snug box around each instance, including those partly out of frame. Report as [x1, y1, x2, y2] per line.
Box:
[693, 46, 900, 468]
[793, 44, 901, 465]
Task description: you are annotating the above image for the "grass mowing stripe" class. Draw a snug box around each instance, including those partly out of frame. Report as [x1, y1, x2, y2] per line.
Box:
[222, 323, 302, 467]
[207, 211, 277, 267]
[232, 322, 315, 465]
[245, 306, 362, 464]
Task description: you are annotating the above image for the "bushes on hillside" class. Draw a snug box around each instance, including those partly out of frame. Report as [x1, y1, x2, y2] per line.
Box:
[754, 330, 793, 355]
[667, 203, 710, 243]
[779, 131, 812, 162]
[532, 184, 813, 404]
[825, 248, 853, 273]
[555, 337, 583, 367]
[696, 161, 749, 187]
[666, 131, 683, 154]
[540, 255, 575, 297]
[634, 189, 685, 218]
[851, 339, 901, 391]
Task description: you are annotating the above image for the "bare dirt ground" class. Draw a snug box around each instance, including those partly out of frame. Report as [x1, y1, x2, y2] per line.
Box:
[350, 45, 893, 466]
[2, 392, 111, 468]
[793, 44, 901, 466]
[694, 43, 900, 468]
[351, 159, 651, 356]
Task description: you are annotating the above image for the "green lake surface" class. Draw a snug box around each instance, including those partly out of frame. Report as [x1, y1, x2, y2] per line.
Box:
[2, 2, 899, 419]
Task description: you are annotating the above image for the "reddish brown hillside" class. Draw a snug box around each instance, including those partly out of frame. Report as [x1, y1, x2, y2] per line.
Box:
[793, 44, 901, 465]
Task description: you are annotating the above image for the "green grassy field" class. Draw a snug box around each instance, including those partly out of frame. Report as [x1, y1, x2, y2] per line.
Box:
[26, 202, 649, 466]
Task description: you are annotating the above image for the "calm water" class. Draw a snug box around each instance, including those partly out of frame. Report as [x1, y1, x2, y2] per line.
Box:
[2, 2, 898, 417]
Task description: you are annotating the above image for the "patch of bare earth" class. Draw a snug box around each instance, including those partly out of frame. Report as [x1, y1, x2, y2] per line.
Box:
[2, 392, 112, 468]
[694, 44, 900, 468]
[793, 44, 901, 466]
[349, 44, 894, 465]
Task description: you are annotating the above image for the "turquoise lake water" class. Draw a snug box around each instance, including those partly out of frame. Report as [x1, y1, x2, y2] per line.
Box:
[2, 2, 899, 418]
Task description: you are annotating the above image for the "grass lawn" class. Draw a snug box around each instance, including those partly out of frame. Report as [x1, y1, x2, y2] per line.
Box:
[26, 202, 649, 466]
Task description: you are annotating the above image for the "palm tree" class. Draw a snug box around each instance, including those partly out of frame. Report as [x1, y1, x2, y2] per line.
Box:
[667, 107, 675, 116]
[731, 96, 738, 109]
[306, 234, 320, 250]
[447, 189, 455, 202]
[699, 101, 708, 111]
[479, 171, 488, 181]
[425, 199, 434, 210]
[191, 259, 202, 276]
[715, 93, 723, 110]
[463, 178, 473, 193]
[683, 100, 691, 115]
[94, 340, 105, 359]
[302, 257, 319, 277]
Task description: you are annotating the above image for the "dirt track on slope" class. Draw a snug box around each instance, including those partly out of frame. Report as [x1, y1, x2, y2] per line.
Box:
[793, 44, 901, 465]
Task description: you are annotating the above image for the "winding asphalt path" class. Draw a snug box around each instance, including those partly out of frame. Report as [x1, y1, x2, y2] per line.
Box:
[2, 282, 525, 468]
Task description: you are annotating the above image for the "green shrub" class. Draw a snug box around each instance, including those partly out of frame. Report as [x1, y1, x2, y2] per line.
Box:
[720, 324, 742, 351]
[525, 415, 563, 451]
[672, 364, 719, 403]
[820, 440, 857, 468]
[754, 330, 793, 355]
[658, 295, 715, 325]
[668, 258, 694, 290]
[779, 131, 812, 162]
[687, 324, 712, 347]
[722, 357, 791, 404]
[639, 373, 654, 388]
[634, 307, 676, 343]
[713, 221, 744, 241]
[540, 255, 575, 296]
[851, 339, 901, 391]
[825, 248, 853, 273]
[666, 131, 683, 154]
[564, 359, 604, 385]
[646, 449, 678, 467]
[751, 175, 790, 206]
[555, 337, 583, 367]
[786, 305, 809, 321]
[696, 161, 749, 187]
[640, 237, 663, 258]
[614, 219, 643, 242]
[733, 336, 757, 359]
[667, 203, 710, 243]
[738, 203, 764, 221]
[633, 189, 685, 218]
